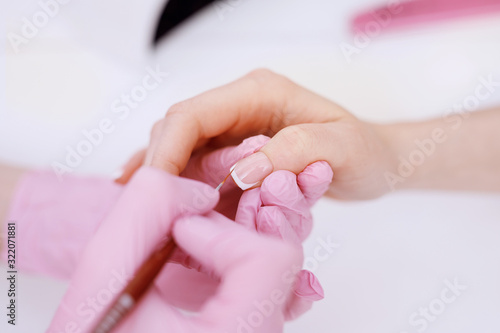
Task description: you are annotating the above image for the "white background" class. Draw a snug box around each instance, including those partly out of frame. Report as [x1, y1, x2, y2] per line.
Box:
[1, 0, 500, 332]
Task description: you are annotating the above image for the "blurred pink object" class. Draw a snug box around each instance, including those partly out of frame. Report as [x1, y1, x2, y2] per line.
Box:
[351, 0, 500, 34]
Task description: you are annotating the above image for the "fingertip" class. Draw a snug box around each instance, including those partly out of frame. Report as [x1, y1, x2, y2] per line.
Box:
[263, 171, 296, 200]
[294, 270, 324, 301]
[284, 270, 324, 321]
[299, 161, 334, 185]
[113, 174, 127, 185]
[114, 168, 134, 184]
[297, 161, 333, 204]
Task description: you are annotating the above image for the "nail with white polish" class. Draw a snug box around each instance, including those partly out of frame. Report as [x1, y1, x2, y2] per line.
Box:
[230, 152, 273, 190]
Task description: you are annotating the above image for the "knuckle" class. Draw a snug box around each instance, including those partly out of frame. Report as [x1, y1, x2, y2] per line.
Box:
[166, 101, 188, 116]
[277, 125, 313, 154]
[150, 119, 163, 136]
[157, 158, 181, 175]
[244, 69, 296, 119]
[245, 68, 276, 81]
[164, 101, 201, 133]
[245, 68, 292, 90]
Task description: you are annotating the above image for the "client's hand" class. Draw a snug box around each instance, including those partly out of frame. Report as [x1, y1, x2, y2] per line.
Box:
[117, 69, 394, 200]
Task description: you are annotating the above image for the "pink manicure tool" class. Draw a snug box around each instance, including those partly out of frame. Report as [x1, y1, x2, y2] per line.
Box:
[351, 0, 500, 34]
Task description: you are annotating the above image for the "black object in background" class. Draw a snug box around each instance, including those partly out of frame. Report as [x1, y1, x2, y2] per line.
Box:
[153, 0, 217, 44]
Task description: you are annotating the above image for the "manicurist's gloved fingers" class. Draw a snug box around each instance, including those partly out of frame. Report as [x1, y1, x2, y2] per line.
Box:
[254, 205, 325, 315]
[284, 269, 324, 320]
[259, 170, 313, 242]
[154, 263, 219, 312]
[109, 212, 306, 333]
[173, 214, 303, 333]
[297, 161, 334, 205]
[255, 205, 300, 243]
[235, 162, 332, 315]
[47, 167, 219, 333]
[234, 188, 262, 230]
[236, 161, 333, 241]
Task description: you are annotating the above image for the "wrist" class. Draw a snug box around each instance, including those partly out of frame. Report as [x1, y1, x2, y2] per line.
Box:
[0, 165, 26, 225]
[375, 120, 446, 191]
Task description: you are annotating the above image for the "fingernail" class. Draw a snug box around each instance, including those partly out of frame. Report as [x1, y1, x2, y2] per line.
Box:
[111, 168, 124, 181]
[230, 152, 273, 190]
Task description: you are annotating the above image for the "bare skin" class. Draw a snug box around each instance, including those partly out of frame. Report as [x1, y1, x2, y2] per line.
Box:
[115, 69, 500, 198]
[0, 164, 26, 242]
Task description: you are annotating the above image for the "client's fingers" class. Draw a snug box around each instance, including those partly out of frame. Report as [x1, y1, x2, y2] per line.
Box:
[115, 149, 146, 184]
[145, 69, 346, 176]
[182, 135, 269, 188]
[230, 123, 341, 190]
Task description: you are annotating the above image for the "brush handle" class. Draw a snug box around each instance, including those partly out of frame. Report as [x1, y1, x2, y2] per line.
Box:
[91, 239, 176, 333]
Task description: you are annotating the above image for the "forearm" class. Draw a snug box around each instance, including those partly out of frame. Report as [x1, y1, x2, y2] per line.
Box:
[381, 108, 500, 192]
[0, 163, 27, 225]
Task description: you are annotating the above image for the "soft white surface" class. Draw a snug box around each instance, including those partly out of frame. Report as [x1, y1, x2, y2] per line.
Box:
[2, 0, 500, 332]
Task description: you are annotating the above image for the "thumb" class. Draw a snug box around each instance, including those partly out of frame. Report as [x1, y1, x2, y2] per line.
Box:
[230, 123, 336, 190]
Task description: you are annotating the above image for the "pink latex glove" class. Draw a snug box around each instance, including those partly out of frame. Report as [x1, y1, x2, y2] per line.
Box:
[48, 167, 302, 333]
[1, 171, 123, 279]
[0, 136, 261, 279]
[160, 135, 333, 318]
[3, 136, 331, 318]
[161, 162, 331, 318]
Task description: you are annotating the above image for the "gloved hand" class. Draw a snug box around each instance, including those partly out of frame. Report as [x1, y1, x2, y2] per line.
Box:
[48, 167, 302, 333]
[1, 171, 123, 279]
[3, 136, 332, 319]
[166, 135, 333, 318]
[1, 136, 262, 279]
